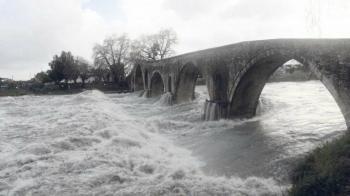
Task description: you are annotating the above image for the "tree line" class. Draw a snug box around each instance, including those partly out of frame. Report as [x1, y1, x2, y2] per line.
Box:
[33, 29, 178, 89]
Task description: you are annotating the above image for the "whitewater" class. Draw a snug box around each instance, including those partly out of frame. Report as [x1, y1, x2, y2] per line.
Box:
[0, 81, 347, 195]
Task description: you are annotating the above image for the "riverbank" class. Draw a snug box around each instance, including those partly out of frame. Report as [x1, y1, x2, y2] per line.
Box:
[289, 132, 350, 196]
[0, 84, 131, 97]
[0, 88, 86, 97]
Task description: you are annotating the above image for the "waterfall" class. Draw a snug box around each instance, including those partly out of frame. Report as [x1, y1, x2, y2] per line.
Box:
[256, 99, 262, 115]
[156, 92, 173, 106]
[140, 90, 150, 98]
[138, 90, 145, 97]
[202, 101, 225, 120]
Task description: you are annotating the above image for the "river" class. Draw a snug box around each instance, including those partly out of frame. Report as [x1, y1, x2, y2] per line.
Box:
[0, 81, 346, 195]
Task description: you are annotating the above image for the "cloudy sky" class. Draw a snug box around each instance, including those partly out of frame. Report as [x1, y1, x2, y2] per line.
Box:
[1, 0, 350, 80]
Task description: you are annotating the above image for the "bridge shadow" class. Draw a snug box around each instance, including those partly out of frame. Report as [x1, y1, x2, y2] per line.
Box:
[192, 121, 277, 177]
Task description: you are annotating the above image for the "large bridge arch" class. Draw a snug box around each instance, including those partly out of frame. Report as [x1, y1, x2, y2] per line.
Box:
[150, 71, 165, 97]
[174, 62, 201, 103]
[228, 47, 350, 127]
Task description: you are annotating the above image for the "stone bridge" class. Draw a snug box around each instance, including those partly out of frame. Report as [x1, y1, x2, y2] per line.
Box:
[131, 39, 350, 128]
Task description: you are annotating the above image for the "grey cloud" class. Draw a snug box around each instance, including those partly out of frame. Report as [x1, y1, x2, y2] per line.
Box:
[1, 0, 349, 80]
[162, 0, 222, 19]
[0, 0, 105, 79]
[221, 0, 299, 20]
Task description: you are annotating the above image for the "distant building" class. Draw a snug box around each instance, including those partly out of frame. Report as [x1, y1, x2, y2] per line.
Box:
[269, 60, 317, 82]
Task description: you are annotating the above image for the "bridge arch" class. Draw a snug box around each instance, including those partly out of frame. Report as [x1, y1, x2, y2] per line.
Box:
[150, 71, 165, 97]
[174, 62, 201, 103]
[228, 48, 350, 127]
[134, 65, 144, 91]
[134, 39, 350, 127]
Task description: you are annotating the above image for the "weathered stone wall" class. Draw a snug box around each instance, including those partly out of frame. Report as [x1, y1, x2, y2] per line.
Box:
[133, 39, 350, 128]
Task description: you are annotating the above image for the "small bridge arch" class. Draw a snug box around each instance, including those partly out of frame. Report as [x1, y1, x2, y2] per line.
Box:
[174, 62, 201, 103]
[150, 71, 165, 97]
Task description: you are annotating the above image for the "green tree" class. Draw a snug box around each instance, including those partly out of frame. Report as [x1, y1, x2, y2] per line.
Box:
[75, 57, 91, 87]
[48, 51, 76, 87]
[48, 54, 65, 84]
[34, 71, 52, 83]
[61, 51, 78, 84]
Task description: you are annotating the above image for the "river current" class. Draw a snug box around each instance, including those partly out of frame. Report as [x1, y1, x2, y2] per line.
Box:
[0, 81, 347, 195]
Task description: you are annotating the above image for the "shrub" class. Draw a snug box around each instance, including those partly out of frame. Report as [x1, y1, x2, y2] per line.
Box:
[289, 133, 350, 196]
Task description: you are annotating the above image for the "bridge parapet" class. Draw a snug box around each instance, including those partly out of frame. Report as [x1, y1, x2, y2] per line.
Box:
[132, 39, 350, 128]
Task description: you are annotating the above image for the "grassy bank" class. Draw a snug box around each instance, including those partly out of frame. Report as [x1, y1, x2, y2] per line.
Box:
[0, 88, 85, 97]
[289, 132, 350, 196]
[0, 83, 131, 97]
[0, 86, 129, 97]
[0, 88, 29, 96]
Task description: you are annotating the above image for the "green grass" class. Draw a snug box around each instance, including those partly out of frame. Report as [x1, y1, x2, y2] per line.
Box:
[289, 132, 350, 196]
[0, 89, 29, 96]
[0, 87, 88, 97]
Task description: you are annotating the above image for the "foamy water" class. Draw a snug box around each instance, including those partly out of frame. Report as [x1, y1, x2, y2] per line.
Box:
[0, 81, 346, 195]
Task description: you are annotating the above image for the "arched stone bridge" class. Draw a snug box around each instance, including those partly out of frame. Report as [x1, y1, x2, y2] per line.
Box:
[131, 39, 350, 128]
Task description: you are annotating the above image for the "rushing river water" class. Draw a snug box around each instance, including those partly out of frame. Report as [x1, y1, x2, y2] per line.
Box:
[0, 81, 347, 195]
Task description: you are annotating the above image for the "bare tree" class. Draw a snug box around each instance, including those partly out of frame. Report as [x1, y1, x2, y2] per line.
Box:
[155, 29, 178, 60]
[93, 34, 130, 84]
[75, 57, 91, 87]
[130, 29, 178, 62]
[93, 58, 110, 83]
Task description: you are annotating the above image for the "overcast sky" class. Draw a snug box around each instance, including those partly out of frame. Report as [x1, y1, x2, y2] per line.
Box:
[1, 0, 350, 80]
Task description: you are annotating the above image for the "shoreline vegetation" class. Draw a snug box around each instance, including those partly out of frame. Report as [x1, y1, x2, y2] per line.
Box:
[289, 132, 350, 196]
[1, 64, 348, 195]
[0, 79, 313, 97]
[0, 83, 131, 97]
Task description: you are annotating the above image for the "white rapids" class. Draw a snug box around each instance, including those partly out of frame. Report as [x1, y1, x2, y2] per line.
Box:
[0, 81, 346, 195]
